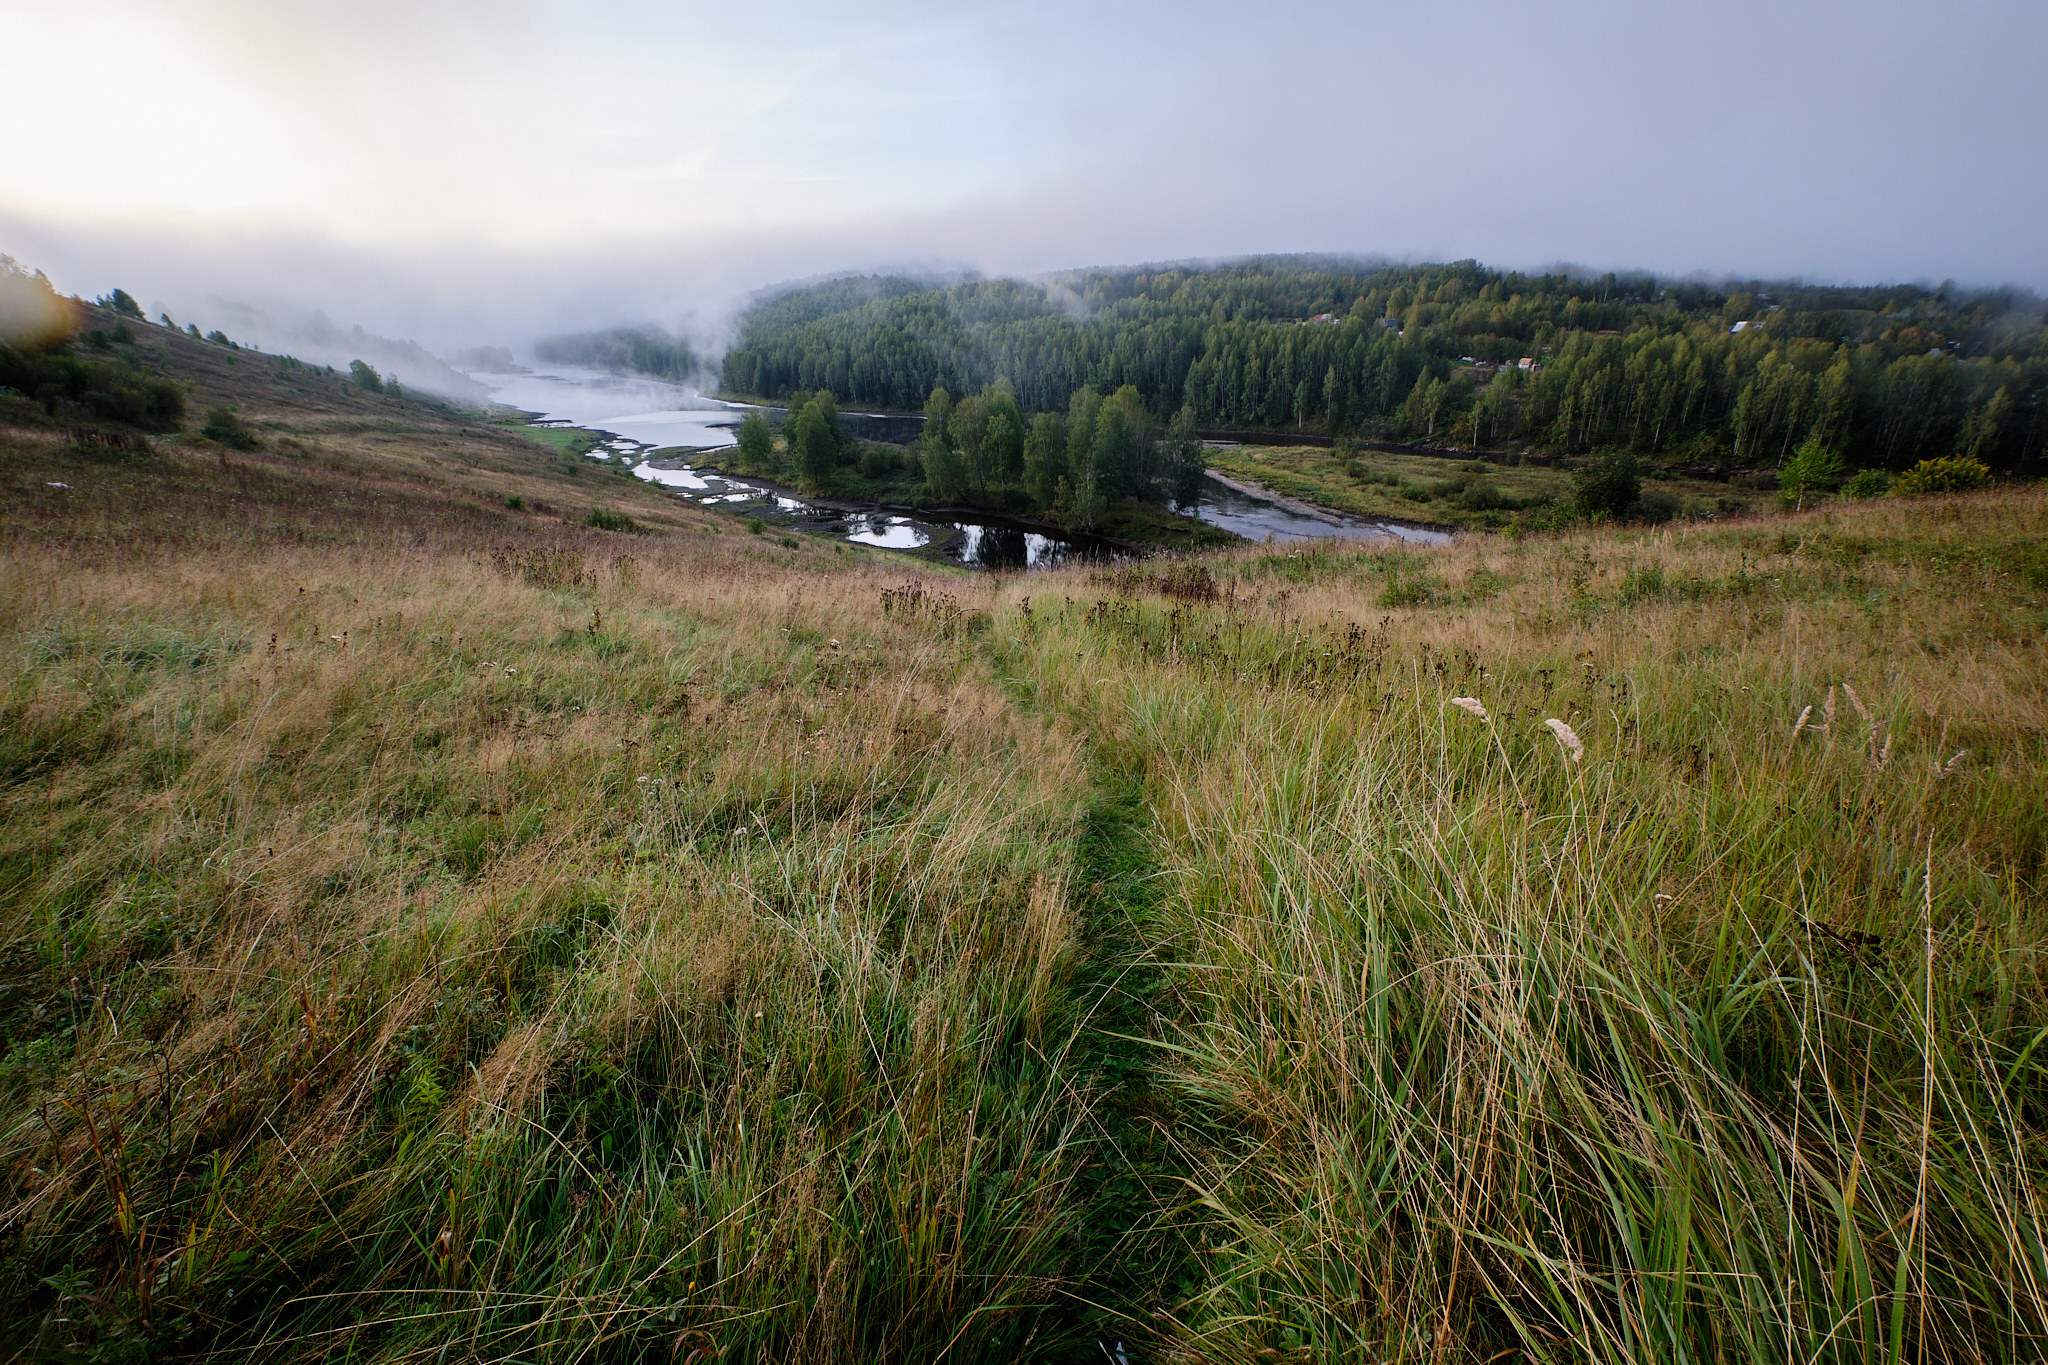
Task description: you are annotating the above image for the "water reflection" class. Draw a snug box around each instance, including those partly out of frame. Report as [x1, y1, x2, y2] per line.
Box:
[955, 523, 1081, 569]
[1193, 476, 1451, 545]
[459, 363, 744, 450]
[846, 515, 931, 549]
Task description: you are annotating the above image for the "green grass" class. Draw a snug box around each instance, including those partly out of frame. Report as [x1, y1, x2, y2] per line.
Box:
[1208, 442, 1760, 530]
[0, 332, 2043, 1362]
[498, 417, 601, 459]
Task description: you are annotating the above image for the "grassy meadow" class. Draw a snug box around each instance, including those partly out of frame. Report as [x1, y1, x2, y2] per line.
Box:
[2, 325, 2045, 1361]
[1206, 441, 1765, 531]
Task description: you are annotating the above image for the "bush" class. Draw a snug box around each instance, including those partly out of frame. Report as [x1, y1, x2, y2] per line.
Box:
[504, 494, 525, 510]
[1457, 481, 1504, 511]
[1636, 489, 1681, 523]
[746, 516, 766, 535]
[1779, 437, 1845, 506]
[585, 506, 639, 532]
[1571, 451, 1641, 520]
[201, 406, 261, 450]
[349, 360, 384, 393]
[1841, 468, 1892, 498]
[858, 444, 900, 479]
[1893, 455, 1992, 496]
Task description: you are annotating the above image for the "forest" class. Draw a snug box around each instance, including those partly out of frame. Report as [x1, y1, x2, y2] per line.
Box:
[534, 326, 703, 382]
[718, 258, 2047, 473]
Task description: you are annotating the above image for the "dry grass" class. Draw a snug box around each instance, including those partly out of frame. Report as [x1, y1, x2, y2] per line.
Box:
[986, 488, 2047, 1362]
[1, 339, 2044, 1364]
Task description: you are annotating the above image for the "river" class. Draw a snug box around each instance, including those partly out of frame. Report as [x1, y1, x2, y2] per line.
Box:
[459, 362, 1449, 563]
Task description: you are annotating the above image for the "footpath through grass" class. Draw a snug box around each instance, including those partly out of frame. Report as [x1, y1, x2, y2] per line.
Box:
[1, 332, 2045, 1362]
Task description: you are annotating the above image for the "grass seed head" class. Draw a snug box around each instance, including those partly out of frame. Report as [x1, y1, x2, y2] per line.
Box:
[1450, 697, 1489, 721]
[1842, 681, 1870, 726]
[1544, 717, 1584, 761]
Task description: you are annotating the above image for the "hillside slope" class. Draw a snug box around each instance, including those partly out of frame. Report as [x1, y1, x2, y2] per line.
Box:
[2, 315, 2045, 1362]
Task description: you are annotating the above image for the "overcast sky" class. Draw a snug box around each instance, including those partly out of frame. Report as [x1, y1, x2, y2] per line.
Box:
[4, 0, 2044, 349]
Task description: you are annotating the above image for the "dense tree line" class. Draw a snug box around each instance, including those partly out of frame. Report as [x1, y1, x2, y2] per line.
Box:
[721, 258, 2047, 472]
[535, 327, 704, 382]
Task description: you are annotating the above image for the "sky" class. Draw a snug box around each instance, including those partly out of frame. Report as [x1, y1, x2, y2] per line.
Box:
[3, 0, 2044, 352]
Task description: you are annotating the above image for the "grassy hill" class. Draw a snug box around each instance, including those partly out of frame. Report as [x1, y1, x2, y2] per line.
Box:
[3, 310, 2045, 1362]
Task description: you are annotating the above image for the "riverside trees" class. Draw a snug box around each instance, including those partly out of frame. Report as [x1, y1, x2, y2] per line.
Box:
[914, 380, 1208, 530]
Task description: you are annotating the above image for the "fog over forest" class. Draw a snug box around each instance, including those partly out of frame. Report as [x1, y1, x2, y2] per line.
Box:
[4, 1, 2045, 356]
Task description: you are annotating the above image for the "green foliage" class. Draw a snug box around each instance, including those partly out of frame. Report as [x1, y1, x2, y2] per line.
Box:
[735, 410, 773, 466]
[348, 359, 384, 393]
[856, 443, 899, 479]
[1893, 454, 1994, 495]
[788, 389, 841, 490]
[584, 506, 639, 532]
[0, 337, 186, 430]
[80, 321, 136, 349]
[504, 493, 526, 510]
[204, 329, 235, 349]
[1571, 449, 1641, 519]
[93, 288, 144, 319]
[1778, 436, 1845, 505]
[922, 437, 973, 504]
[1842, 467, 1893, 498]
[1161, 405, 1208, 507]
[201, 405, 261, 450]
[720, 259, 2047, 473]
[746, 514, 766, 534]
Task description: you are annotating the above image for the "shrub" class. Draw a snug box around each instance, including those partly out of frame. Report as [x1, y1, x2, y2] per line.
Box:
[1571, 451, 1641, 520]
[349, 359, 384, 393]
[1893, 455, 1992, 495]
[746, 516, 767, 535]
[584, 506, 639, 532]
[1841, 468, 1892, 498]
[1457, 481, 1505, 511]
[1779, 437, 1845, 506]
[1636, 489, 1681, 523]
[201, 406, 261, 450]
[84, 373, 186, 430]
[858, 444, 900, 479]
[504, 494, 525, 510]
